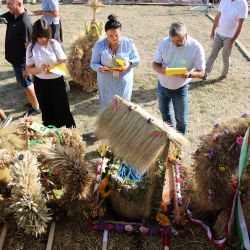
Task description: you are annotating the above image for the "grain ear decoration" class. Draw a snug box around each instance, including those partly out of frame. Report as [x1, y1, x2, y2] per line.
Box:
[10, 151, 50, 236]
[31, 144, 94, 217]
[95, 95, 188, 174]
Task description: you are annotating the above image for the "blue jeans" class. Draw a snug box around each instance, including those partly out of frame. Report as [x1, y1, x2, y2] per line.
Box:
[13, 64, 32, 88]
[157, 81, 188, 134]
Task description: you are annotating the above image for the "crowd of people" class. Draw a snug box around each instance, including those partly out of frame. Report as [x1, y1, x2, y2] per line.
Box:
[0, 0, 248, 134]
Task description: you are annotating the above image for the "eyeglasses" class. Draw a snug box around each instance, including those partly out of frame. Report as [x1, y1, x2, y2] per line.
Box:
[169, 36, 186, 47]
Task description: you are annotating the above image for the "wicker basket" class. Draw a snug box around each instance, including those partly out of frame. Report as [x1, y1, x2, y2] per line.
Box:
[110, 142, 170, 220]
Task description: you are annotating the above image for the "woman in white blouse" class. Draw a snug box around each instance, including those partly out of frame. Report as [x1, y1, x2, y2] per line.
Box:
[26, 19, 75, 128]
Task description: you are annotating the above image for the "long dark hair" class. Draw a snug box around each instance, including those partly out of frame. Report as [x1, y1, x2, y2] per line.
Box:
[29, 19, 51, 56]
[104, 14, 122, 32]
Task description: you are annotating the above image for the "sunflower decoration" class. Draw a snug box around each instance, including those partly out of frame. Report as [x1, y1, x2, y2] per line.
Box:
[160, 201, 168, 213]
[156, 212, 171, 227]
[98, 143, 109, 157]
[98, 177, 111, 199]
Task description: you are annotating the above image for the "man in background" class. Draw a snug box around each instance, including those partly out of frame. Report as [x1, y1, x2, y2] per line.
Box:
[204, 0, 248, 81]
[0, 0, 40, 116]
[153, 22, 205, 134]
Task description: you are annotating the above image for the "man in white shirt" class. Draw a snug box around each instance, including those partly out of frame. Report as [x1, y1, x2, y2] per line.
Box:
[204, 0, 248, 80]
[153, 22, 205, 134]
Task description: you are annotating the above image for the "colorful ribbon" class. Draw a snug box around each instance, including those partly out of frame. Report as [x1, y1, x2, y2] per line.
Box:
[28, 125, 62, 147]
[231, 127, 250, 249]
[187, 127, 250, 249]
[151, 126, 169, 138]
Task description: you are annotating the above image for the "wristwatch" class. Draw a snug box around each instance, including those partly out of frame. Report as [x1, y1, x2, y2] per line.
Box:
[188, 72, 192, 78]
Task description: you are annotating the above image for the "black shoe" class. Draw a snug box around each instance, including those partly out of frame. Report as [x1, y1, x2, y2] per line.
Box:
[24, 102, 32, 108]
[25, 108, 41, 116]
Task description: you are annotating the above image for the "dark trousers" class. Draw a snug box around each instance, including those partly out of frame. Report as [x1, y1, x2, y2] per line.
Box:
[50, 22, 61, 42]
[34, 76, 75, 128]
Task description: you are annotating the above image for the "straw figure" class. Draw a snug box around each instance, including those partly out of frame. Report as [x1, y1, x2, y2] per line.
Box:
[191, 114, 250, 239]
[68, 0, 104, 92]
[10, 151, 51, 236]
[95, 96, 187, 220]
[32, 144, 94, 217]
[96, 96, 188, 174]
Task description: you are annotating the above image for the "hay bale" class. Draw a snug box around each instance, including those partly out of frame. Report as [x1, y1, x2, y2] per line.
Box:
[68, 21, 104, 92]
[96, 96, 187, 174]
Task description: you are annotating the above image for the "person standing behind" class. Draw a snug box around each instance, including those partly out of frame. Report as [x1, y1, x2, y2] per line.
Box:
[0, 109, 12, 128]
[153, 22, 205, 135]
[33, 0, 71, 93]
[204, 0, 248, 81]
[90, 15, 140, 109]
[26, 19, 75, 128]
[0, 0, 40, 116]
[33, 0, 61, 42]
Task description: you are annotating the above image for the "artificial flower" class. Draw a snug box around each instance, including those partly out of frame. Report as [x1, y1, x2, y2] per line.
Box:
[124, 224, 133, 232]
[105, 223, 114, 231]
[167, 155, 175, 164]
[156, 212, 171, 227]
[236, 136, 244, 146]
[212, 133, 219, 141]
[139, 226, 149, 233]
[218, 164, 226, 172]
[149, 226, 159, 234]
[160, 202, 168, 213]
[98, 178, 111, 199]
[207, 149, 214, 160]
[115, 224, 124, 232]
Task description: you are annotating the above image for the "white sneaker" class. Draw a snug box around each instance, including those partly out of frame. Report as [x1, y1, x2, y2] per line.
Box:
[1, 115, 12, 128]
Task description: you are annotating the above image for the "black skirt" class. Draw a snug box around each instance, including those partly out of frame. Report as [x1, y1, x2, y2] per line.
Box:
[34, 75, 76, 128]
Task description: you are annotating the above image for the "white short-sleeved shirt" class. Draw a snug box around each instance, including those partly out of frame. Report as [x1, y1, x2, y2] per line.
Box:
[26, 39, 66, 79]
[153, 36, 205, 90]
[217, 0, 248, 38]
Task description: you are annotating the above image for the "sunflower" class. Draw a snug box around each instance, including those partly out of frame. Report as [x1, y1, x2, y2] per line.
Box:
[98, 178, 111, 199]
[98, 144, 108, 157]
[156, 212, 171, 227]
[160, 202, 168, 213]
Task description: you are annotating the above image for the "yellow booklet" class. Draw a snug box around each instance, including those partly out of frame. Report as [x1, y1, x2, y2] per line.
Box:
[165, 67, 187, 76]
[110, 58, 126, 71]
[48, 60, 69, 76]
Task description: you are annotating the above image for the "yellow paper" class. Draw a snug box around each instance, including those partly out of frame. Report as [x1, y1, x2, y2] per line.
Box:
[110, 58, 126, 71]
[49, 61, 69, 76]
[165, 67, 187, 76]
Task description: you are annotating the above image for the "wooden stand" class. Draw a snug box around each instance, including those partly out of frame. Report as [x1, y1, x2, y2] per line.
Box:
[46, 222, 56, 250]
[0, 223, 8, 250]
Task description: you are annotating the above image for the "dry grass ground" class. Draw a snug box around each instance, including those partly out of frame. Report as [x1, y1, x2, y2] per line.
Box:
[0, 3, 249, 250]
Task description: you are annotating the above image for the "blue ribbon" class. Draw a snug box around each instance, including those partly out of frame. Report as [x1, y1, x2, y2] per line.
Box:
[118, 163, 144, 182]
